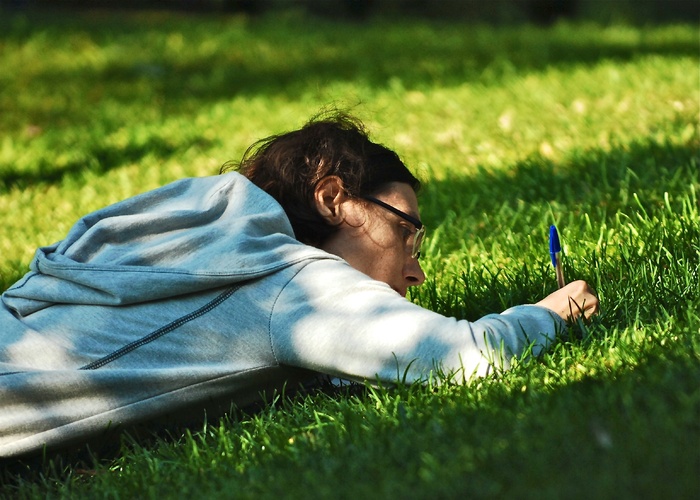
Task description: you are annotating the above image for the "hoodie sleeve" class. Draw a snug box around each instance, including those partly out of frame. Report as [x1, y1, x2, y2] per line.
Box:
[268, 259, 566, 384]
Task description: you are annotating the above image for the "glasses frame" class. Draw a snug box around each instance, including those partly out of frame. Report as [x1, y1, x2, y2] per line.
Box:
[362, 196, 426, 259]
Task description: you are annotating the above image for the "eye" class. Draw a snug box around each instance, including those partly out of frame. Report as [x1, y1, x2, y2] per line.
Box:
[399, 223, 414, 241]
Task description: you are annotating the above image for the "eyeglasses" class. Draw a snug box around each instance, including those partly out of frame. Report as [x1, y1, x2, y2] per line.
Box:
[362, 196, 426, 259]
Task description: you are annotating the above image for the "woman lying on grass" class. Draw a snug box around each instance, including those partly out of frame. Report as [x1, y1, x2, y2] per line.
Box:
[0, 112, 598, 458]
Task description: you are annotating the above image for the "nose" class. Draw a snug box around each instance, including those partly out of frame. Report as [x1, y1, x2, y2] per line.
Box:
[404, 257, 426, 287]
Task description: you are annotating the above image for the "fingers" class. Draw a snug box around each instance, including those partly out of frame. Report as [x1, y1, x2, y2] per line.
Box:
[568, 295, 598, 320]
[564, 280, 599, 321]
[536, 280, 600, 322]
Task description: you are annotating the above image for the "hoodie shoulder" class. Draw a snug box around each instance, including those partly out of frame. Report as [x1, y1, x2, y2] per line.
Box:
[3, 172, 338, 314]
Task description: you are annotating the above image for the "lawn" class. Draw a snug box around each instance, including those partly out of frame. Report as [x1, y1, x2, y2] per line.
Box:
[0, 7, 698, 499]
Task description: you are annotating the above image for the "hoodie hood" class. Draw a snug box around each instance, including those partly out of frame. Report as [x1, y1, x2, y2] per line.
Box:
[3, 172, 337, 316]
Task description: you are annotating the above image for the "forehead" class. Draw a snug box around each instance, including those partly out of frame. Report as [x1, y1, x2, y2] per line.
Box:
[373, 182, 420, 218]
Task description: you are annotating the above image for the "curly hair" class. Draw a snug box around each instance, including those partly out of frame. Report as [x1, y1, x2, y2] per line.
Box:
[222, 112, 420, 246]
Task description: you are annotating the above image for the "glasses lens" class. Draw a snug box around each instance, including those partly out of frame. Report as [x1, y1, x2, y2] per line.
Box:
[412, 226, 426, 259]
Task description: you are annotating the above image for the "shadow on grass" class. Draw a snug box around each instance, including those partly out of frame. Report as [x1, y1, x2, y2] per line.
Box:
[0, 135, 216, 192]
[425, 345, 700, 498]
[422, 131, 699, 224]
[0, 11, 696, 190]
[413, 134, 699, 324]
[1, 11, 698, 110]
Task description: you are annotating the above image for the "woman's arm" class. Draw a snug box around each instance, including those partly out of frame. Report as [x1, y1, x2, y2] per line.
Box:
[269, 260, 568, 384]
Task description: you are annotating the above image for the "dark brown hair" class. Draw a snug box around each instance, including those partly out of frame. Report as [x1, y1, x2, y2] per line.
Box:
[223, 112, 420, 246]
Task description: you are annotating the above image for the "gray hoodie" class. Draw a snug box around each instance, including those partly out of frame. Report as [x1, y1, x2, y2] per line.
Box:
[0, 172, 564, 457]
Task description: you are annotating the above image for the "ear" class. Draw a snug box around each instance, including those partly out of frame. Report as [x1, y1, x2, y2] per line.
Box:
[314, 176, 346, 224]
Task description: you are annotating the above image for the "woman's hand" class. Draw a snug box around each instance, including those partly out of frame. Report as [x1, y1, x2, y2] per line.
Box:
[536, 280, 600, 322]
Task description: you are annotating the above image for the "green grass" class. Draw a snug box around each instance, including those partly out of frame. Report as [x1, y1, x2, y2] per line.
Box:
[1, 8, 699, 499]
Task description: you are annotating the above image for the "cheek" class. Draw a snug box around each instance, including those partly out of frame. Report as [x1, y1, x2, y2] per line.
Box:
[354, 222, 405, 275]
[371, 244, 406, 277]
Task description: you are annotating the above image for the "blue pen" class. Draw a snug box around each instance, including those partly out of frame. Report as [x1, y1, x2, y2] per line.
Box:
[549, 225, 566, 289]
